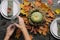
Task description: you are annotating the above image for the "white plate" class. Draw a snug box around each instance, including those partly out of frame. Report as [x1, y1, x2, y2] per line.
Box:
[1, 0, 20, 19]
[50, 17, 60, 39]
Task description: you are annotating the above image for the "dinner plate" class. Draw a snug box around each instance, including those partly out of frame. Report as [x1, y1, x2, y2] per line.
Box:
[1, 0, 20, 19]
[50, 17, 60, 39]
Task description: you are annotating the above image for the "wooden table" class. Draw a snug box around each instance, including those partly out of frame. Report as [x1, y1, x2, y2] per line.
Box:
[0, 13, 59, 40]
[0, 0, 59, 40]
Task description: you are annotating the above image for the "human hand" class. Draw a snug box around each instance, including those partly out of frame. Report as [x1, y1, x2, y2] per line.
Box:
[14, 16, 31, 40]
[4, 24, 15, 40]
[14, 16, 25, 30]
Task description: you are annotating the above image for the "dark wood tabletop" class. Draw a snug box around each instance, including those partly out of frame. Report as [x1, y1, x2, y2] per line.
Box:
[0, 0, 60, 40]
[0, 13, 59, 40]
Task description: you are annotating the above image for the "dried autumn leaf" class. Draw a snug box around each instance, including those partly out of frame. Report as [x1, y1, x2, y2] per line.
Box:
[15, 34, 21, 39]
[20, 9, 25, 14]
[33, 29, 37, 34]
[15, 29, 21, 39]
[31, 27, 34, 32]
[25, 12, 29, 17]
[42, 31, 47, 36]
[16, 29, 21, 34]
[20, 4, 24, 8]
[47, 10, 55, 17]
[39, 26, 44, 30]
[42, 25, 49, 35]
[34, 1, 41, 7]
[46, 22, 49, 25]
[44, 25, 49, 32]
[37, 29, 43, 34]
[47, 18, 53, 21]
[26, 25, 31, 30]
[24, 5, 31, 12]
[37, 25, 49, 36]
[41, 4, 50, 12]
[24, 0, 30, 5]
[37, 26, 44, 34]
[30, 35, 33, 40]
[45, 18, 51, 22]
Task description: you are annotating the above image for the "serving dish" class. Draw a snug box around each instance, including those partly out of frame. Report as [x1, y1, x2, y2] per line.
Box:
[50, 17, 60, 39]
[1, 0, 20, 19]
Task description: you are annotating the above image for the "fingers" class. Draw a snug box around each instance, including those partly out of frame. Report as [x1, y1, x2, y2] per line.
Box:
[14, 23, 20, 28]
[17, 16, 24, 25]
[7, 24, 15, 30]
[6, 24, 16, 37]
[17, 16, 24, 22]
[7, 24, 13, 29]
[8, 24, 14, 27]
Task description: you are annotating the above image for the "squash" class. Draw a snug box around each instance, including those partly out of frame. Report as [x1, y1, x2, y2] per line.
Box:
[30, 12, 43, 23]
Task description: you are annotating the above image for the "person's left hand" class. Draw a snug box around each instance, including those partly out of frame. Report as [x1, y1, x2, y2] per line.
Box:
[6, 24, 15, 38]
[4, 24, 15, 40]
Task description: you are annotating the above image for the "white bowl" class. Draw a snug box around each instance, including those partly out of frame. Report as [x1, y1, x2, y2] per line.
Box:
[1, 0, 20, 19]
[50, 17, 60, 39]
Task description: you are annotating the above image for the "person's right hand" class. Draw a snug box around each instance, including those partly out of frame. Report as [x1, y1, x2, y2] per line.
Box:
[14, 16, 31, 40]
[14, 16, 25, 30]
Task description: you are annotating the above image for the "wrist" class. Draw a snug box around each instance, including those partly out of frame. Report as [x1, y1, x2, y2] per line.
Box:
[21, 27, 28, 32]
[19, 25, 26, 29]
[4, 33, 11, 40]
[20, 26, 26, 30]
[6, 33, 11, 37]
[4, 35, 10, 40]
